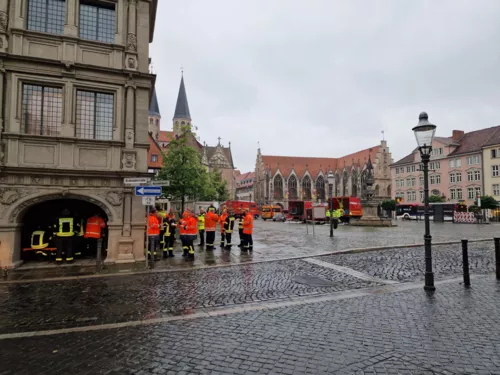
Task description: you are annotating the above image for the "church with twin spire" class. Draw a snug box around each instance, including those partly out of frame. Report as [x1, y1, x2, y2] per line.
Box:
[147, 75, 236, 199]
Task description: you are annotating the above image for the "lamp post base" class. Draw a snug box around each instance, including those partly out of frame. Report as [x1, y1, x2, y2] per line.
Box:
[424, 272, 435, 291]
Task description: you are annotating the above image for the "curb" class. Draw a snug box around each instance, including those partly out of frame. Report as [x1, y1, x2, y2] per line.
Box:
[0, 238, 493, 285]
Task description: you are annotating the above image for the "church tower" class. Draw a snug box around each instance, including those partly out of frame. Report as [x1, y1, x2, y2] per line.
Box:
[173, 74, 192, 136]
[148, 89, 161, 140]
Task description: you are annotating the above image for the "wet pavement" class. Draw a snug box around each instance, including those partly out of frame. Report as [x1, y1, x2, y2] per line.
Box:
[0, 259, 379, 335]
[9, 220, 500, 280]
[1, 276, 499, 374]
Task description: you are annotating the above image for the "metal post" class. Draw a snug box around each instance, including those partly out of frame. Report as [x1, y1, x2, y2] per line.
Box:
[329, 190, 333, 237]
[495, 237, 500, 280]
[145, 205, 150, 269]
[422, 153, 435, 291]
[461, 239, 470, 286]
[96, 238, 103, 272]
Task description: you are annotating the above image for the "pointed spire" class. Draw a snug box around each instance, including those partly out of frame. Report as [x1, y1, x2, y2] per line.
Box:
[367, 155, 373, 171]
[149, 89, 160, 117]
[173, 75, 191, 121]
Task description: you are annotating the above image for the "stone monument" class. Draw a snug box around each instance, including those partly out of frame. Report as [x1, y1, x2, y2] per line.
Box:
[350, 157, 394, 227]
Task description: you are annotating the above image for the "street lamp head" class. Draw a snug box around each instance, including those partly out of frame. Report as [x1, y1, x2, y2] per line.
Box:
[327, 171, 335, 185]
[412, 112, 436, 156]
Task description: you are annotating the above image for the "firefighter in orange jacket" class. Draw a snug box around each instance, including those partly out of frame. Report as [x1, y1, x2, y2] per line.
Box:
[147, 208, 160, 260]
[84, 213, 106, 257]
[218, 208, 228, 248]
[204, 206, 219, 251]
[242, 209, 254, 252]
[178, 210, 190, 257]
[185, 210, 198, 260]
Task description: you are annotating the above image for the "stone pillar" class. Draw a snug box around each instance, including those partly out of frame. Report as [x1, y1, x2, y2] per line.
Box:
[123, 190, 132, 236]
[0, 0, 8, 53]
[122, 83, 137, 171]
[0, 224, 22, 269]
[64, 0, 78, 36]
[125, 0, 138, 71]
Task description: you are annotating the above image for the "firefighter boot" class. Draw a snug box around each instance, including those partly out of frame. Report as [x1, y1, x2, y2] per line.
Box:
[168, 250, 175, 257]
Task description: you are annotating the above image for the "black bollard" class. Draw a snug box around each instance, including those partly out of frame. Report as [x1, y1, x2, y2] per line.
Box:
[96, 238, 103, 273]
[462, 239, 470, 286]
[495, 238, 500, 280]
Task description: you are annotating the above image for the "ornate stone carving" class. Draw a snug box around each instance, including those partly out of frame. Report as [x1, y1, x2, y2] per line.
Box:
[105, 191, 123, 206]
[128, 0, 137, 4]
[122, 151, 136, 171]
[126, 129, 134, 145]
[0, 189, 20, 205]
[0, 12, 8, 33]
[127, 57, 136, 69]
[127, 33, 137, 52]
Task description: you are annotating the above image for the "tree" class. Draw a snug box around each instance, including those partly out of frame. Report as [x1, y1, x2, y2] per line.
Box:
[158, 129, 206, 212]
[200, 169, 229, 203]
[428, 195, 445, 203]
[475, 195, 499, 209]
[381, 200, 396, 211]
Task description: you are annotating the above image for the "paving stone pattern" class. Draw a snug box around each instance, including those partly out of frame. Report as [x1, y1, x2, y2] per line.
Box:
[1, 277, 499, 374]
[321, 243, 496, 282]
[0, 259, 377, 335]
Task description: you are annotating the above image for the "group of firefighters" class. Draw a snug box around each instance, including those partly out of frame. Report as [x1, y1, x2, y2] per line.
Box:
[146, 205, 254, 260]
[325, 208, 344, 226]
[27, 209, 107, 263]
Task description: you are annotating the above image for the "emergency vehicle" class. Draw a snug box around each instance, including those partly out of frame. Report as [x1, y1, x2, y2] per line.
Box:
[261, 205, 282, 220]
[287, 200, 314, 222]
[223, 200, 260, 218]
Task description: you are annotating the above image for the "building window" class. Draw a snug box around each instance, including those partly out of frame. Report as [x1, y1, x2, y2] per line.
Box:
[466, 155, 480, 165]
[468, 188, 474, 199]
[79, 2, 116, 43]
[395, 167, 400, 175]
[430, 175, 441, 185]
[406, 166, 410, 173]
[457, 188, 463, 200]
[475, 187, 481, 197]
[492, 149, 497, 159]
[474, 170, 481, 181]
[419, 191, 424, 202]
[76, 90, 114, 140]
[429, 161, 440, 170]
[419, 176, 424, 185]
[449, 158, 462, 168]
[494, 184, 500, 196]
[27, 0, 66, 34]
[450, 189, 456, 200]
[149, 118, 153, 125]
[493, 165, 499, 177]
[151, 154, 158, 163]
[467, 171, 473, 182]
[156, 119, 159, 126]
[456, 173, 462, 182]
[431, 148, 443, 156]
[410, 165, 416, 172]
[407, 191, 416, 201]
[22, 84, 63, 136]
[449, 174, 455, 183]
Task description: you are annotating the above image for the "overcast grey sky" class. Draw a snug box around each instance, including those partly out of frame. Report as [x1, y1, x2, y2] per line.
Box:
[150, 0, 500, 173]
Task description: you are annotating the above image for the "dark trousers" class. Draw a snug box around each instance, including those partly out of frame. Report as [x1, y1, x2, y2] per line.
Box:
[243, 233, 253, 251]
[220, 232, 225, 247]
[198, 229, 205, 245]
[225, 232, 232, 249]
[148, 235, 160, 258]
[206, 231, 215, 249]
[55, 236, 74, 262]
[163, 235, 173, 251]
[239, 229, 244, 246]
[86, 238, 98, 257]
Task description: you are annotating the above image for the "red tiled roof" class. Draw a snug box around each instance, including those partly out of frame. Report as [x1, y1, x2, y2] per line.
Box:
[449, 125, 500, 155]
[148, 133, 164, 169]
[158, 131, 174, 143]
[262, 146, 380, 178]
[236, 171, 255, 187]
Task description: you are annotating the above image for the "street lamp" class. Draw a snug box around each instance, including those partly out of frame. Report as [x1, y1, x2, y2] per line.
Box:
[412, 112, 437, 292]
[327, 172, 335, 237]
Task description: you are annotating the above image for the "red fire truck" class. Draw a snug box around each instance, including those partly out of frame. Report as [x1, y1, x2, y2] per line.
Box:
[287, 200, 314, 222]
[223, 200, 260, 218]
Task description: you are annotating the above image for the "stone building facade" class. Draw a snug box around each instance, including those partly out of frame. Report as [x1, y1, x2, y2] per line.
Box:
[0, 0, 158, 268]
[147, 76, 236, 199]
[254, 141, 392, 208]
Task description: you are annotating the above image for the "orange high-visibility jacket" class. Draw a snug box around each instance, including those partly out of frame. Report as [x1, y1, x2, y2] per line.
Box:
[204, 211, 219, 232]
[178, 212, 190, 235]
[187, 216, 198, 235]
[218, 214, 227, 233]
[84, 216, 106, 239]
[243, 213, 254, 235]
[148, 214, 160, 236]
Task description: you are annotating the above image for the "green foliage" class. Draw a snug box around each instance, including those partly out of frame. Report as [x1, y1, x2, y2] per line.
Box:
[158, 128, 206, 210]
[475, 195, 499, 209]
[381, 199, 396, 211]
[428, 195, 445, 203]
[200, 169, 229, 202]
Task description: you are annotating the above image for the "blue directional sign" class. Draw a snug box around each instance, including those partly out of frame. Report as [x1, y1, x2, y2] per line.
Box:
[135, 186, 162, 196]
